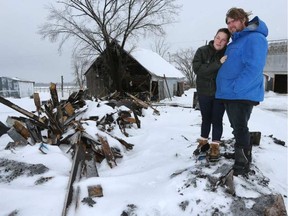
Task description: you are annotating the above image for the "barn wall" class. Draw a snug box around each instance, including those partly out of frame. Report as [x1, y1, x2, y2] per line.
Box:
[264, 54, 287, 73]
[85, 47, 185, 100]
[152, 76, 184, 100]
[85, 65, 110, 97]
[263, 40, 287, 93]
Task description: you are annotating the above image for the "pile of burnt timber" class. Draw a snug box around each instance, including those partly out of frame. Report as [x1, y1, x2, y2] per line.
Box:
[0, 83, 159, 215]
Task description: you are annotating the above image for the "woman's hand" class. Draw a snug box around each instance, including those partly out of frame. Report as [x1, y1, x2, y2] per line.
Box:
[220, 55, 227, 64]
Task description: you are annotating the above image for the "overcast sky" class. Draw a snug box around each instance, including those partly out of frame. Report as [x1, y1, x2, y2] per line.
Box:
[0, 0, 287, 83]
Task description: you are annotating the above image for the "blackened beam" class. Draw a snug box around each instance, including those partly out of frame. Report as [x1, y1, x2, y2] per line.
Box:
[44, 104, 64, 135]
[62, 132, 84, 216]
[0, 96, 47, 128]
[125, 92, 160, 115]
[62, 132, 99, 216]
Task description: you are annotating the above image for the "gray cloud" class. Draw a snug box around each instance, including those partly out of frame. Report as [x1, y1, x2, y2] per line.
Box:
[0, 0, 286, 83]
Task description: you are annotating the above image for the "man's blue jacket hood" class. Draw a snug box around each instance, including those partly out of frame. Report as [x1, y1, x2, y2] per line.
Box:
[216, 16, 268, 102]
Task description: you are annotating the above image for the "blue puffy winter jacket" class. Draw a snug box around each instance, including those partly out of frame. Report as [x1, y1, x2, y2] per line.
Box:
[216, 16, 268, 102]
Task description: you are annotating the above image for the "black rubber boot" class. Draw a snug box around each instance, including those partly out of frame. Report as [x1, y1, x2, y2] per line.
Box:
[233, 147, 250, 176]
[223, 145, 252, 162]
[244, 145, 252, 163]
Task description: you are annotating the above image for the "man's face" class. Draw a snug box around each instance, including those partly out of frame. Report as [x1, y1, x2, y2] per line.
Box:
[226, 17, 246, 34]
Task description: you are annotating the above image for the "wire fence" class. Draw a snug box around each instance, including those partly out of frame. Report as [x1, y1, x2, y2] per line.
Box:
[34, 86, 80, 97]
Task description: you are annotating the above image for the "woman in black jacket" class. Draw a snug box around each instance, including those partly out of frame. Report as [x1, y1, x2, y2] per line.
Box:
[192, 28, 231, 162]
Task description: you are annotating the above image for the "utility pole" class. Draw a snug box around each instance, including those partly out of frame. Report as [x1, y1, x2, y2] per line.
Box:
[61, 76, 64, 98]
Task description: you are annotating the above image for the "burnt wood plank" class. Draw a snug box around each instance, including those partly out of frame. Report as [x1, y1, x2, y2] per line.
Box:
[62, 141, 85, 216]
[49, 83, 59, 107]
[97, 134, 117, 168]
[13, 120, 30, 139]
[33, 92, 42, 115]
[44, 104, 64, 136]
[126, 92, 160, 115]
[104, 132, 134, 150]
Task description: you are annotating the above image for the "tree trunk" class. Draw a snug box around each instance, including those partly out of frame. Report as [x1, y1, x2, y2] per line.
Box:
[104, 44, 125, 93]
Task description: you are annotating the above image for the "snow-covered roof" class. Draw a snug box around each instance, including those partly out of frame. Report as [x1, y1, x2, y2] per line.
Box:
[0, 76, 35, 83]
[130, 48, 185, 79]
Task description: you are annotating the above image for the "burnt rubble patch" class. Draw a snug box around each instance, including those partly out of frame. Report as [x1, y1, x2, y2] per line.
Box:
[0, 84, 160, 168]
[34, 176, 54, 185]
[0, 158, 49, 183]
[120, 204, 138, 216]
[231, 194, 287, 216]
[0, 85, 286, 215]
[267, 135, 286, 146]
[0, 83, 161, 215]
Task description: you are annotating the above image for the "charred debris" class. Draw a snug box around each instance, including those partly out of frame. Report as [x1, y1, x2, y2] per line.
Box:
[0, 83, 162, 163]
[0, 83, 160, 214]
[0, 84, 287, 216]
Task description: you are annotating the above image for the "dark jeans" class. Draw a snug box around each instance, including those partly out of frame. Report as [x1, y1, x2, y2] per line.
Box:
[224, 102, 253, 149]
[198, 95, 225, 141]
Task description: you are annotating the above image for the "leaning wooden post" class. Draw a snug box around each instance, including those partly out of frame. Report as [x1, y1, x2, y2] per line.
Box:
[163, 74, 172, 101]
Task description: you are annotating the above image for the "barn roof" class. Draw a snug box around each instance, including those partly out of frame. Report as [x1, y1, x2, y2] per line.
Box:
[130, 48, 185, 79]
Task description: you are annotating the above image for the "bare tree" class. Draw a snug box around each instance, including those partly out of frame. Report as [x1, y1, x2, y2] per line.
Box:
[151, 37, 170, 60]
[39, 0, 181, 92]
[72, 55, 90, 89]
[170, 48, 196, 88]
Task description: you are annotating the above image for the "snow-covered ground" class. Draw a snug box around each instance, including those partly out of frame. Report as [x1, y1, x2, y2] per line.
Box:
[0, 89, 287, 216]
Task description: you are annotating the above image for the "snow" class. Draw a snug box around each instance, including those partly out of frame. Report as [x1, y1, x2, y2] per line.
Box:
[131, 48, 185, 78]
[0, 89, 287, 216]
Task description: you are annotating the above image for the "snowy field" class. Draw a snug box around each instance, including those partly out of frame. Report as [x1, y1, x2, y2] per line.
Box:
[0, 88, 287, 216]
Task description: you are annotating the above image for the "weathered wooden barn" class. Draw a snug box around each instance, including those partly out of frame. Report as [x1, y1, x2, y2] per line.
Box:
[264, 40, 287, 93]
[0, 77, 35, 98]
[85, 47, 185, 101]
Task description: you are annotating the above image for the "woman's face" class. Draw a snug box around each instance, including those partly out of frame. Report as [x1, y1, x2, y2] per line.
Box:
[213, 32, 229, 51]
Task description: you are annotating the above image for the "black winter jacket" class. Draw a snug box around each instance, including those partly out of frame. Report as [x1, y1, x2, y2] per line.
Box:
[193, 40, 226, 96]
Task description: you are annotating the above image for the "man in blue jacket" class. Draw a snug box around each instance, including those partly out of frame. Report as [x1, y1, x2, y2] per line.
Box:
[216, 7, 268, 176]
